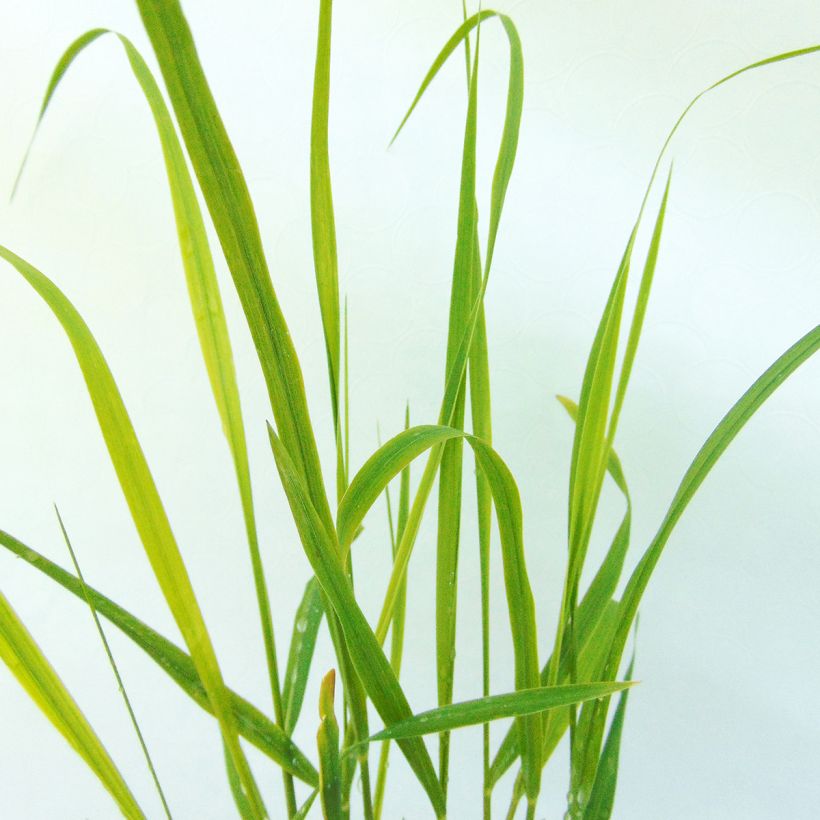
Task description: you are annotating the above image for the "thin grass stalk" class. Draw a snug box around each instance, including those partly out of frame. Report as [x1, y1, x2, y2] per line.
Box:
[458, 6, 496, 815]
[56, 508, 173, 820]
[373, 408, 411, 819]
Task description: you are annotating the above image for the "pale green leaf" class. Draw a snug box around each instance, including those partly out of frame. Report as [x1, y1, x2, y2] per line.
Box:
[0, 589, 144, 819]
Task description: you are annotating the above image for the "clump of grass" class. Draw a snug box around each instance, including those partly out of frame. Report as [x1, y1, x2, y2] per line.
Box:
[1, 2, 818, 818]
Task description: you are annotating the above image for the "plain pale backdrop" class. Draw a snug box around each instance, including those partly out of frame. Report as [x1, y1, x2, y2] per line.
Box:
[1, 1, 819, 817]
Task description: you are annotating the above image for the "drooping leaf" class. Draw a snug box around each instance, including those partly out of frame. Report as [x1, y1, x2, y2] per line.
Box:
[0, 247, 266, 817]
[488, 394, 632, 788]
[342, 421, 542, 801]
[337, 426, 460, 553]
[268, 425, 445, 817]
[18, 28, 286, 761]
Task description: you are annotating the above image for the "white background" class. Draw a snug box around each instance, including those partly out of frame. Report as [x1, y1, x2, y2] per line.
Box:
[1, 1, 819, 817]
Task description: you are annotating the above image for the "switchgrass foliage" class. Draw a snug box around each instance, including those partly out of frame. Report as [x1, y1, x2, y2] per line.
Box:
[1, 2, 818, 818]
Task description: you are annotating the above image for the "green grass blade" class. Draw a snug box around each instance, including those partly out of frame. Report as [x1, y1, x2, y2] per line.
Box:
[338, 426, 462, 552]
[391, 10, 495, 145]
[488, 394, 632, 788]
[134, 0, 335, 538]
[557, 396, 632, 642]
[56, 508, 172, 820]
[283, 578, 324, 737]
[636, 46, 820, 233]
[458, 11, 494, 800]
[546, 176, 670, 790]
[488, 600, 620, 797]
[342, 422, 542, 802]
[606, 171, 672, 440]
[0, 589, 145, 819]
[317, 671, 343, 820]
[582, 637, 637, 820]
[613, 324, 820, 676]
[0, 529, 319, 786]
[574, 324, 820, 809]
[468, 436, 541, 806]
[373, 407, 411, 820]
[0, 247, 265, 818]
[366, 681, 633, 743]
[10, 27, 106, 199]
[375, 10, 523, 656]
[223, 737, 255, 820]
[310, 0, 345, 503]
[435, 30, 480, 799]
[20, 29, 292, 807]
[562, 235, 633, 624]
[293, 789, 318, 820]
[557, 175, 668, 811]
[268, 426, 445, 817]
[469, 244, 494, 819]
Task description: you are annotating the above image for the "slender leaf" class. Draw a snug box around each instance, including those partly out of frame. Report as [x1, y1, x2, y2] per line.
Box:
[342, 422, 542, 800]
[367, 681, 634, 743]
[293, 790, 318, 820]
[18, 27, 291, 809]
[134, 0, 335, 539]
[375, 9, 523, 655]
[0, 529, 318, 787]
[11, 27, 107, 199]
[223, 737, 254, 820]
[283, 578, 324, 736]
[435, 29, 479, 798]
[0, 246, 266, 817]
[0, 589, 145, 819]
[268, 425, 446, 817]
[488, 396, 632, 788]
[574, 324, 820, 810]
[610, 324, 820, 681]
[582, 639, 637, 820]
[338, 426, 460, 553]
[310, 0, 345, 504]
[373, 408, 412, 820]
[494, 604, 622, 820]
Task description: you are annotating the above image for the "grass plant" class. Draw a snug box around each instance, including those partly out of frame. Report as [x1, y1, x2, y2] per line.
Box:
[1, 2, 818, 818]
